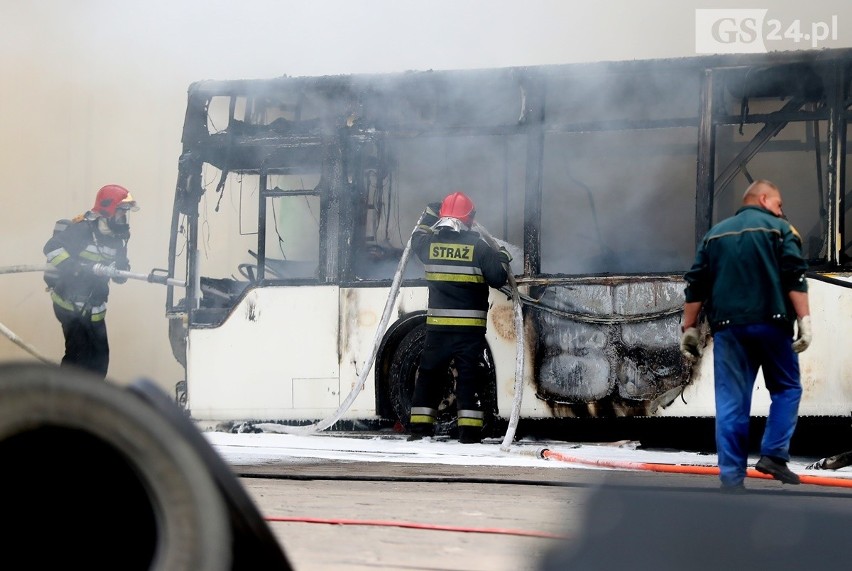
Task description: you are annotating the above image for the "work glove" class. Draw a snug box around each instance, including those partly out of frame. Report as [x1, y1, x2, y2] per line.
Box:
[497, 246, 512, 265]
[419, 202, 441, 230]
[421, 202, 441, 225]
[679, 327, 701, 360]
[112, 255, 130, 283]
[115, 253, 130, 272]
[425, 202, 441, 217]
[792, 315, 812, 353]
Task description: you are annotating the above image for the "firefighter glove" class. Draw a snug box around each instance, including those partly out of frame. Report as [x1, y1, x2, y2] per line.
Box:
[421, 202, 441, 227]
[497, 247, 512, 265]
[64, 259, 94, 278]
[792, 315, 812, 353]
[426, 202, 441, 217]
[420, 202, 441, 230]
[680, 327, 701, 360]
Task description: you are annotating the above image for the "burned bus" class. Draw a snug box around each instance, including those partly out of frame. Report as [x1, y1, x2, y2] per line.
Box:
[165, 48, 852, 435]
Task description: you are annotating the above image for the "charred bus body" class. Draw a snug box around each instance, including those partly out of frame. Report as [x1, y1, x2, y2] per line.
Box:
[165, 49, 852, 432]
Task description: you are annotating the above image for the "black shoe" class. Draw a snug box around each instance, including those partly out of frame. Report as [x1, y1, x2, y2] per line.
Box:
[458, 426, 482, 444]
[755, 455, 801, 485]
[719, 483, 747, 494]
[408, 423, 434, 441]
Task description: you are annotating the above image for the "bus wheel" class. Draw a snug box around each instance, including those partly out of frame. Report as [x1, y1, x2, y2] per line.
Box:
[388, 324, 458, 435]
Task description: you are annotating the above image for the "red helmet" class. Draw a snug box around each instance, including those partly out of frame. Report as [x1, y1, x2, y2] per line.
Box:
[93, 185, 138, 218]
[438, 191, 476, 227]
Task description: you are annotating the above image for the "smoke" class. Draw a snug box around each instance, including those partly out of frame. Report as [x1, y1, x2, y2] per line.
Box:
[2, 0, 849, 387]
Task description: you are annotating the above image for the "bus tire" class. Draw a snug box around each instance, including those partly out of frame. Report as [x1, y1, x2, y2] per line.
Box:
[0, 362, 232, 571]
[388, 324, 497, 437]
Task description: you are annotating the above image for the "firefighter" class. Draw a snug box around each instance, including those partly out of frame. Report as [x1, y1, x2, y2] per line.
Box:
[409, 191, 511, 443]
[43, 185, 139, 379]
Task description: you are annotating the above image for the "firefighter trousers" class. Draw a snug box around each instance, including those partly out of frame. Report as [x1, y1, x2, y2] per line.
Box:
[411, 329, 488, 430]
[53, 304, 110, 380]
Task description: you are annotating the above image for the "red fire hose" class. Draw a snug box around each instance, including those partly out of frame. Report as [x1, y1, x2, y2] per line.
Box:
[538, 448, 852, 489]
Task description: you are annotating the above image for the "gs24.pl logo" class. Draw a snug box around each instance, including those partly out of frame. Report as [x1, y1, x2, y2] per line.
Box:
[696, 9, 840, 53]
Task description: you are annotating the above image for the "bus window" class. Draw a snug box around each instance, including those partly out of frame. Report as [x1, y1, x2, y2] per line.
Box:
[261, 174, 321, 281]
[354, 134, 527, 282]
[541, 127, 698, 275]
[392, 136, 525, 242]
[540, 67, 701, 276]
[711, 63, 838, 265]
[714, 121, 828, 262]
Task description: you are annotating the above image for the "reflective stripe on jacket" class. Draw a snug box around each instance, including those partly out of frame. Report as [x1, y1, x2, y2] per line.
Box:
[50, 291, 107, 321]
[43, 218, 128, 318]
[413, 226, 508, 332]
[684, 205, 808, 332]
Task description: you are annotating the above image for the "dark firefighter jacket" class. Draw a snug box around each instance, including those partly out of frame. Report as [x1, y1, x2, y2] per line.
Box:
[413, 223, 508, 333]
[683, 205, 808, 334]
[43, 217, 129, 321]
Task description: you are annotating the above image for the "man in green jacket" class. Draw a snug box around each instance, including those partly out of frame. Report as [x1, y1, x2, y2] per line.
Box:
[681, 179, 811, 492]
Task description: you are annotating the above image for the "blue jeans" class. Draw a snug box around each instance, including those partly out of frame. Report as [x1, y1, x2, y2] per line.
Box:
[713, 323, 802, 487]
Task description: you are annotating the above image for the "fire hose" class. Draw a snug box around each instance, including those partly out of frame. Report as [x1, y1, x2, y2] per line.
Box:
[90, 264, 187, 288]
[0, 263, 186, 362]
[529, 447, 852, 489]
[0, 262, 186, 288]
[0, 321, 55, 365]
[472, 222, 525, 453]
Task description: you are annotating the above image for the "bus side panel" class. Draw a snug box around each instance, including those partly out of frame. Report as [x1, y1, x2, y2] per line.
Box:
[338, 285, 429, 418]
[660, 277, 852, 417]
[186, 286, 341, 421]
[796, 277, 852, 416]
[485, 288, 548, 419]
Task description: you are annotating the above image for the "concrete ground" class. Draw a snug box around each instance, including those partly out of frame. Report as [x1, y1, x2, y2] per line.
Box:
[224, 436, 852, 571]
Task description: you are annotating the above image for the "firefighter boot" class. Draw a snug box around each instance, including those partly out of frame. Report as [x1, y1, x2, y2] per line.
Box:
[408, 422, 435, 441]
[458, 426, 482, 444]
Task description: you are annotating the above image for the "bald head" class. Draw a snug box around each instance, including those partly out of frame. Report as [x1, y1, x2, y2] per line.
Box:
[743, 180, 783, 217]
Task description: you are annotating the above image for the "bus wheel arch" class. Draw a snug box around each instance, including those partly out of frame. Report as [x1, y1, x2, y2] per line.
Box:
[376, 311, 427, 420]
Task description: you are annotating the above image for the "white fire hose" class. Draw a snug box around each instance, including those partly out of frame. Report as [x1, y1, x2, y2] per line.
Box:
[91, 264, 187, 288]
[473, 223, 525, 452]
[0, 263, 185, 363]
[0, 263, 186, 288]
[0, 320, 56, 365]
[0, 264, 59, 363]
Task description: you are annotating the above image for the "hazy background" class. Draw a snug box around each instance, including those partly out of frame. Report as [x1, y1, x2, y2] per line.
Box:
[1, 0, 849, 392]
